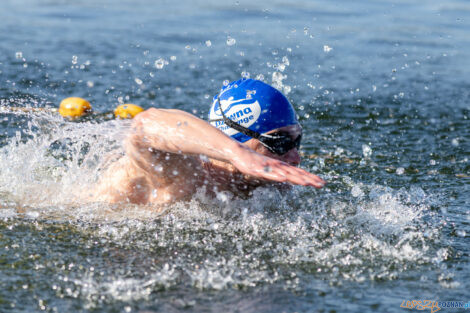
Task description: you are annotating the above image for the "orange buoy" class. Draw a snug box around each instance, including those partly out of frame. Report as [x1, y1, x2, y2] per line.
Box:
[114, 104, 144, 119]
[59, 97, 92, 118]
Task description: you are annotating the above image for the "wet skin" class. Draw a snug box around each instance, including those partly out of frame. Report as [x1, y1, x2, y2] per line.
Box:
[92, 109, 325, 205]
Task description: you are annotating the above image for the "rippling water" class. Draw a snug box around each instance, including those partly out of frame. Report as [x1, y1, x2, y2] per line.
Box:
[0, 0, 469, 312]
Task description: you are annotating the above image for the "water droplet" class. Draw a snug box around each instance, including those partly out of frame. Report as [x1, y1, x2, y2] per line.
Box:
[170, 55, 177, 61]
[255, 74, 265, 81]
[264, 166, 271, 173]
[245, 89, 256, 100]
[282, 56, 290, 66]
[152, 189, 158, 198]
[216, 192, 228, 202]
[86, 81, 94, 88]
[154, 58, 165, 69]
[172, 170, 179, 176]
[134, 78, 143, 85]
[226, 36, 236, 46]
[72, 55, 78, 65]
[223, 80, 229, 86]
[351, 185, 364, 198]
[456, 230, 466, 237]
[362, 144, 372, 158]
[333, 147, 344, 156]
[15, 51, 23, 59]
[396, 167, 405, 175]
[205, 40, 212, 47]
[272, 72, 286, 84]
[451, 138, 459, 146]
[323, 45, 332, 53]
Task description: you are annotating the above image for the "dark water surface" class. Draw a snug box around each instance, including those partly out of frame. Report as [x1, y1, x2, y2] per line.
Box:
[0, 0, 469, 312]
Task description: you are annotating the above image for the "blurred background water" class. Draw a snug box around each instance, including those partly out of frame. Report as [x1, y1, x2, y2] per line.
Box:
[0, 0, 469, 312]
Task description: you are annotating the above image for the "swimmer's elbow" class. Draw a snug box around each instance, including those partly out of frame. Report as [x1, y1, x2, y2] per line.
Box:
[130, 108, 163, 136]
[126, 108, 169, 150]
[132, 107, 158, 126]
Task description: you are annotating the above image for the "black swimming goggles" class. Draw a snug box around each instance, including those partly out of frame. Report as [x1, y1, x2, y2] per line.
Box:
[210, 97, 302, 156]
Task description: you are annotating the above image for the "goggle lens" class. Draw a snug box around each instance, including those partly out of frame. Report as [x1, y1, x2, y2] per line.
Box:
[259, 131, 301, 155]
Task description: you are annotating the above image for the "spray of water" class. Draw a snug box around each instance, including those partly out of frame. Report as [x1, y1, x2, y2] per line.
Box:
[0, 109, 127, 209]
[0, 105, 446, 305]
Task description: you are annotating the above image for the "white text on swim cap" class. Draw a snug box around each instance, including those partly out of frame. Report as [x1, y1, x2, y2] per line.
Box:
[210, 99, 261, 136]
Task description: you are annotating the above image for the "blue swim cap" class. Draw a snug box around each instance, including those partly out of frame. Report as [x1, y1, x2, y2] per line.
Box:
[208, 78, 298, 143]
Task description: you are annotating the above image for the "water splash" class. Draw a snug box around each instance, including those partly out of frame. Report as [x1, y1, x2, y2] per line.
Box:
[43, 185, 439, 308]
[0, 104, 446, 303]
[0, 109, 127, 208]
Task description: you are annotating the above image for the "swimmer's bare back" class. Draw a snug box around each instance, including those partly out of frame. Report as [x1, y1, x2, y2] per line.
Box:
[91, 108, 325, 205]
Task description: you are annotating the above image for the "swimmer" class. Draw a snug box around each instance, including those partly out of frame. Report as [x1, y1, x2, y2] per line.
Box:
[92, 78, 325, 204]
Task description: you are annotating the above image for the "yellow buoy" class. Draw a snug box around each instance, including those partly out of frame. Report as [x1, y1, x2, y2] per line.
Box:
[114, 104, 144, 119]
[59, 97, 92, 118]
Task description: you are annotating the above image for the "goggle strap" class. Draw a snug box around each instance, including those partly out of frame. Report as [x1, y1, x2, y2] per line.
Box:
[217, 97, 262, 140]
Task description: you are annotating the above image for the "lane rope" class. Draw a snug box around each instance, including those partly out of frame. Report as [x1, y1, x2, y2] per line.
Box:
[0, 97, 144, 119]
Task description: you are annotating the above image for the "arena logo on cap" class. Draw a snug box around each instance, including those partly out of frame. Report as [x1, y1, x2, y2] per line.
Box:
[211, 98, 261, 136]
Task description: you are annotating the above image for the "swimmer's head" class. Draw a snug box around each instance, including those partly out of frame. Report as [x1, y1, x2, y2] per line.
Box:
[208, 78, 298, 143]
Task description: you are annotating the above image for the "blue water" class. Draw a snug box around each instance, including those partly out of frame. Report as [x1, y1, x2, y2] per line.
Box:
[0, 0, 469, 312]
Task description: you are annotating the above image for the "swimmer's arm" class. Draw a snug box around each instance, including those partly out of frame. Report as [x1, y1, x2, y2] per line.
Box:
[128, 108, 246, 163]
[128, 108, 325, 188]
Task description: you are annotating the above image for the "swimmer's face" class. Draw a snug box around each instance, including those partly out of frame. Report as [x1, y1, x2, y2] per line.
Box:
[245, 124, 302, 166]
